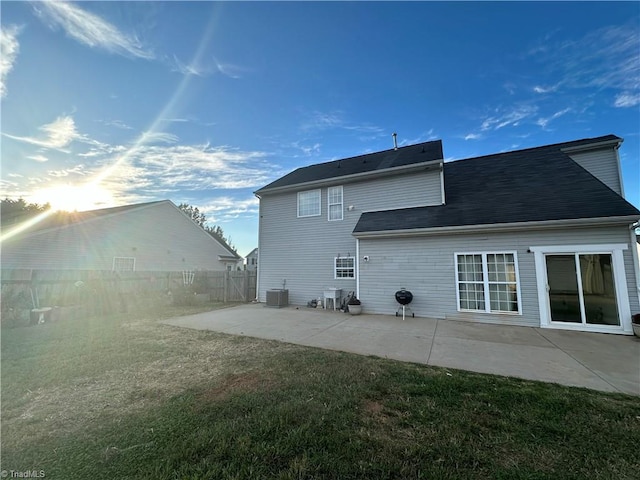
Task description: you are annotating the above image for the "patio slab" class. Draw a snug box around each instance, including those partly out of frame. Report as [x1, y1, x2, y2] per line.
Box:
[161, 304, 640, 395]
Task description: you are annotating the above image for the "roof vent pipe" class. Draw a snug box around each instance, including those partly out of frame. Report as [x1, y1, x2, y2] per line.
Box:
[392, 132, 398, 150]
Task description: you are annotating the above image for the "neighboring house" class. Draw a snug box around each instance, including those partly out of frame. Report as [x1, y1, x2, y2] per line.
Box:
[255, 135, 640, 335]
[1, 200, 240, 272]
[244, 248, 259, 271]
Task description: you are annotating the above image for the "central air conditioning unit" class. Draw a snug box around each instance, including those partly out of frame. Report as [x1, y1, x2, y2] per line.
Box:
[266, 289, 289, 308]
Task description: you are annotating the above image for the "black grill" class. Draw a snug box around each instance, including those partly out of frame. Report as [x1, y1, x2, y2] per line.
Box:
[395, 289, 413, 305]
[395, 289, 414, 319]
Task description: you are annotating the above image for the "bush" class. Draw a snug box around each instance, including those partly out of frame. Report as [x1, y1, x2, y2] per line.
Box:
[1, 287, 33, 328]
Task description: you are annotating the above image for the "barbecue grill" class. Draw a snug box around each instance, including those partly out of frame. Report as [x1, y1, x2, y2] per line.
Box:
[395, 288, 414, 320]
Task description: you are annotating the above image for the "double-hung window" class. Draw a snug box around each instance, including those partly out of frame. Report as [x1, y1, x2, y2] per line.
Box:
[335, 257, 355, 279]
[328, 186, 343, 221]
[455, 252, 520, 314]
[297, 189, 321, 217]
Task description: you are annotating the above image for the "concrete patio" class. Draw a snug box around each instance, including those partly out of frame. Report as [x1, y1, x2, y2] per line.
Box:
[161, 303, 640, 396]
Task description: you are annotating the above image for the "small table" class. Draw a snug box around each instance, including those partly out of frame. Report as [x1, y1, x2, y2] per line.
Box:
[323, 288, 342, 311]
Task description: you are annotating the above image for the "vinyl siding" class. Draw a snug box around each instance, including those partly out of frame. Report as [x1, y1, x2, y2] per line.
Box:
[2, 202, 235, 271]
[567, 149, 622, 195]
[258, 169, 442, 304]
[358, 225, 639, 327]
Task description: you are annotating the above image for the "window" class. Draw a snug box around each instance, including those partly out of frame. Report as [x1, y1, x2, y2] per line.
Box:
[297, 189, 321, 217]
[455, 252, 520, 314]
[113, 257, 135, 272]
[335, 257, 355, 279]
[328, 186, 343, 221]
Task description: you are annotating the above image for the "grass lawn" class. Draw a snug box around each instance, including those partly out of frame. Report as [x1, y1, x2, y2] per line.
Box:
[1, 304, 639, 479]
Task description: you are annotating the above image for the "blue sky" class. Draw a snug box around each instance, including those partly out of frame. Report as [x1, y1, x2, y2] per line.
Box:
[1, 1, 638, 256]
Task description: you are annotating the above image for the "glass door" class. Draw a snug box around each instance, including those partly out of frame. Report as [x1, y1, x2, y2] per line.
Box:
[545, 253, 619, 326]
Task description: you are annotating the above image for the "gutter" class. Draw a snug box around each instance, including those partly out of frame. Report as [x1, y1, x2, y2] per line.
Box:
[254, 159, 443, 196]
[560, 137, 622, 154]
[352, 215, 640, 239]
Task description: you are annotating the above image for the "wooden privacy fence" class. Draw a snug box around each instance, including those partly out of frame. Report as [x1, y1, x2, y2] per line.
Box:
[0, 269, 257, 310]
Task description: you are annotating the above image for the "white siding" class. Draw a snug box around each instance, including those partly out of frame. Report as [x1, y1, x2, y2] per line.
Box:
[258, 170, 442, 305]
[2, 202, 235, 271]
[359, 226, 639, 327]
[567, 149, 622, 195]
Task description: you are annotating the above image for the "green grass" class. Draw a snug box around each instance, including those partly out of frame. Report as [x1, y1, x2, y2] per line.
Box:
[2, 305, 639, 479]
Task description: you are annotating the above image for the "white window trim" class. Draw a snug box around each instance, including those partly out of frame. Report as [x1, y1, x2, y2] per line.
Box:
[113, 256, 136, 272]
[297, 189, 321, 218]
[334, 256, 355, 280]
[454, 251, 522, 315]
[327, 185, 343, 221]
[530, 244, 631, 334]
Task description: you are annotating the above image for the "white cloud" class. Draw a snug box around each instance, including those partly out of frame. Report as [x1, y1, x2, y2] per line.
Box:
[480, 104, 538, 131]
[301, 111, 385, 140]
[398, 129, 439, 147]
[47, 164, 87, 178]
[138, 131, 179, 145]
[28, 154, 49, 163]
[533, 85, 557, 94]
[614, 92, 640, 108]
[84, 142, 278, 205]
[104, 119, 133, 130]
[3, 115, 81, 150]
[196, 196, 260, 223]
[302, 111, 343, 130]
[34, 1, 153, 59]
[170, 55, 207, 76]
[530, 23, 639, 107]
[1, 25, 21, 98]
[536, 108, 571, 128]
[212, 56, 249, 79]
[464, 133, 482, 141]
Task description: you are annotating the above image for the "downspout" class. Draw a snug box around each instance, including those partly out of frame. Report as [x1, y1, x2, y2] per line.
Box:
[629, 222, 640, 310]
[439, 164, 446, 205]
[255, 192, 262, 302]
[356, 238, 360, 299]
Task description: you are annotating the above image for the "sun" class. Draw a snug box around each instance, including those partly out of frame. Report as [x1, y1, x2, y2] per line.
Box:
[30, 184, 116, 212]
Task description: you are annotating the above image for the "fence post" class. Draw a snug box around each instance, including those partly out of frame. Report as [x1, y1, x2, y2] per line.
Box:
[243, 270, 249, 303]
[223, 270, 228, 303]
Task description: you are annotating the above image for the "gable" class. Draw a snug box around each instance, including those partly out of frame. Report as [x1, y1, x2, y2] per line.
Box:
[2, 200, 239, 270]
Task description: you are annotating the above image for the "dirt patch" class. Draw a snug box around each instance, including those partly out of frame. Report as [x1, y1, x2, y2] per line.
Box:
[196, 371, 277, 404]
[363, 399, 384, 415]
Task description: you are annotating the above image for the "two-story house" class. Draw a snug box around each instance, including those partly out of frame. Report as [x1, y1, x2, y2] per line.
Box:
[255, 135, 640, 335]
[244, 248, 259, 272]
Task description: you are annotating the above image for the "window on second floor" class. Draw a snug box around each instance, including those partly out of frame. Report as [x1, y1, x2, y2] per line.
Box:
[328, 186, 343, 221]
[297, 189, 321, 217]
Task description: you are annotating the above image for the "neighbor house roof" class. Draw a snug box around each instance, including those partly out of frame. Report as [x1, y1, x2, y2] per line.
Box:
[2, 200, 167, 236]
[353, 135, 640, 236]
[256, 140, 443, 194]
[2, 200, 240, 259]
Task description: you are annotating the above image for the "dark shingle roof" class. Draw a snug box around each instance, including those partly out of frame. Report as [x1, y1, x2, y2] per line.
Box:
[354, 135, 639, 234]
[257, 140, 443, 192]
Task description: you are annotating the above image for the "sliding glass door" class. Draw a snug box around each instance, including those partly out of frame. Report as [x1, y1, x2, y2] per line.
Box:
[545, 253, 619, 326]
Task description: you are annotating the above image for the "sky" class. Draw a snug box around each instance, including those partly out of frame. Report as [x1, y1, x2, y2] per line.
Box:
[1, 1, 639, 257]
